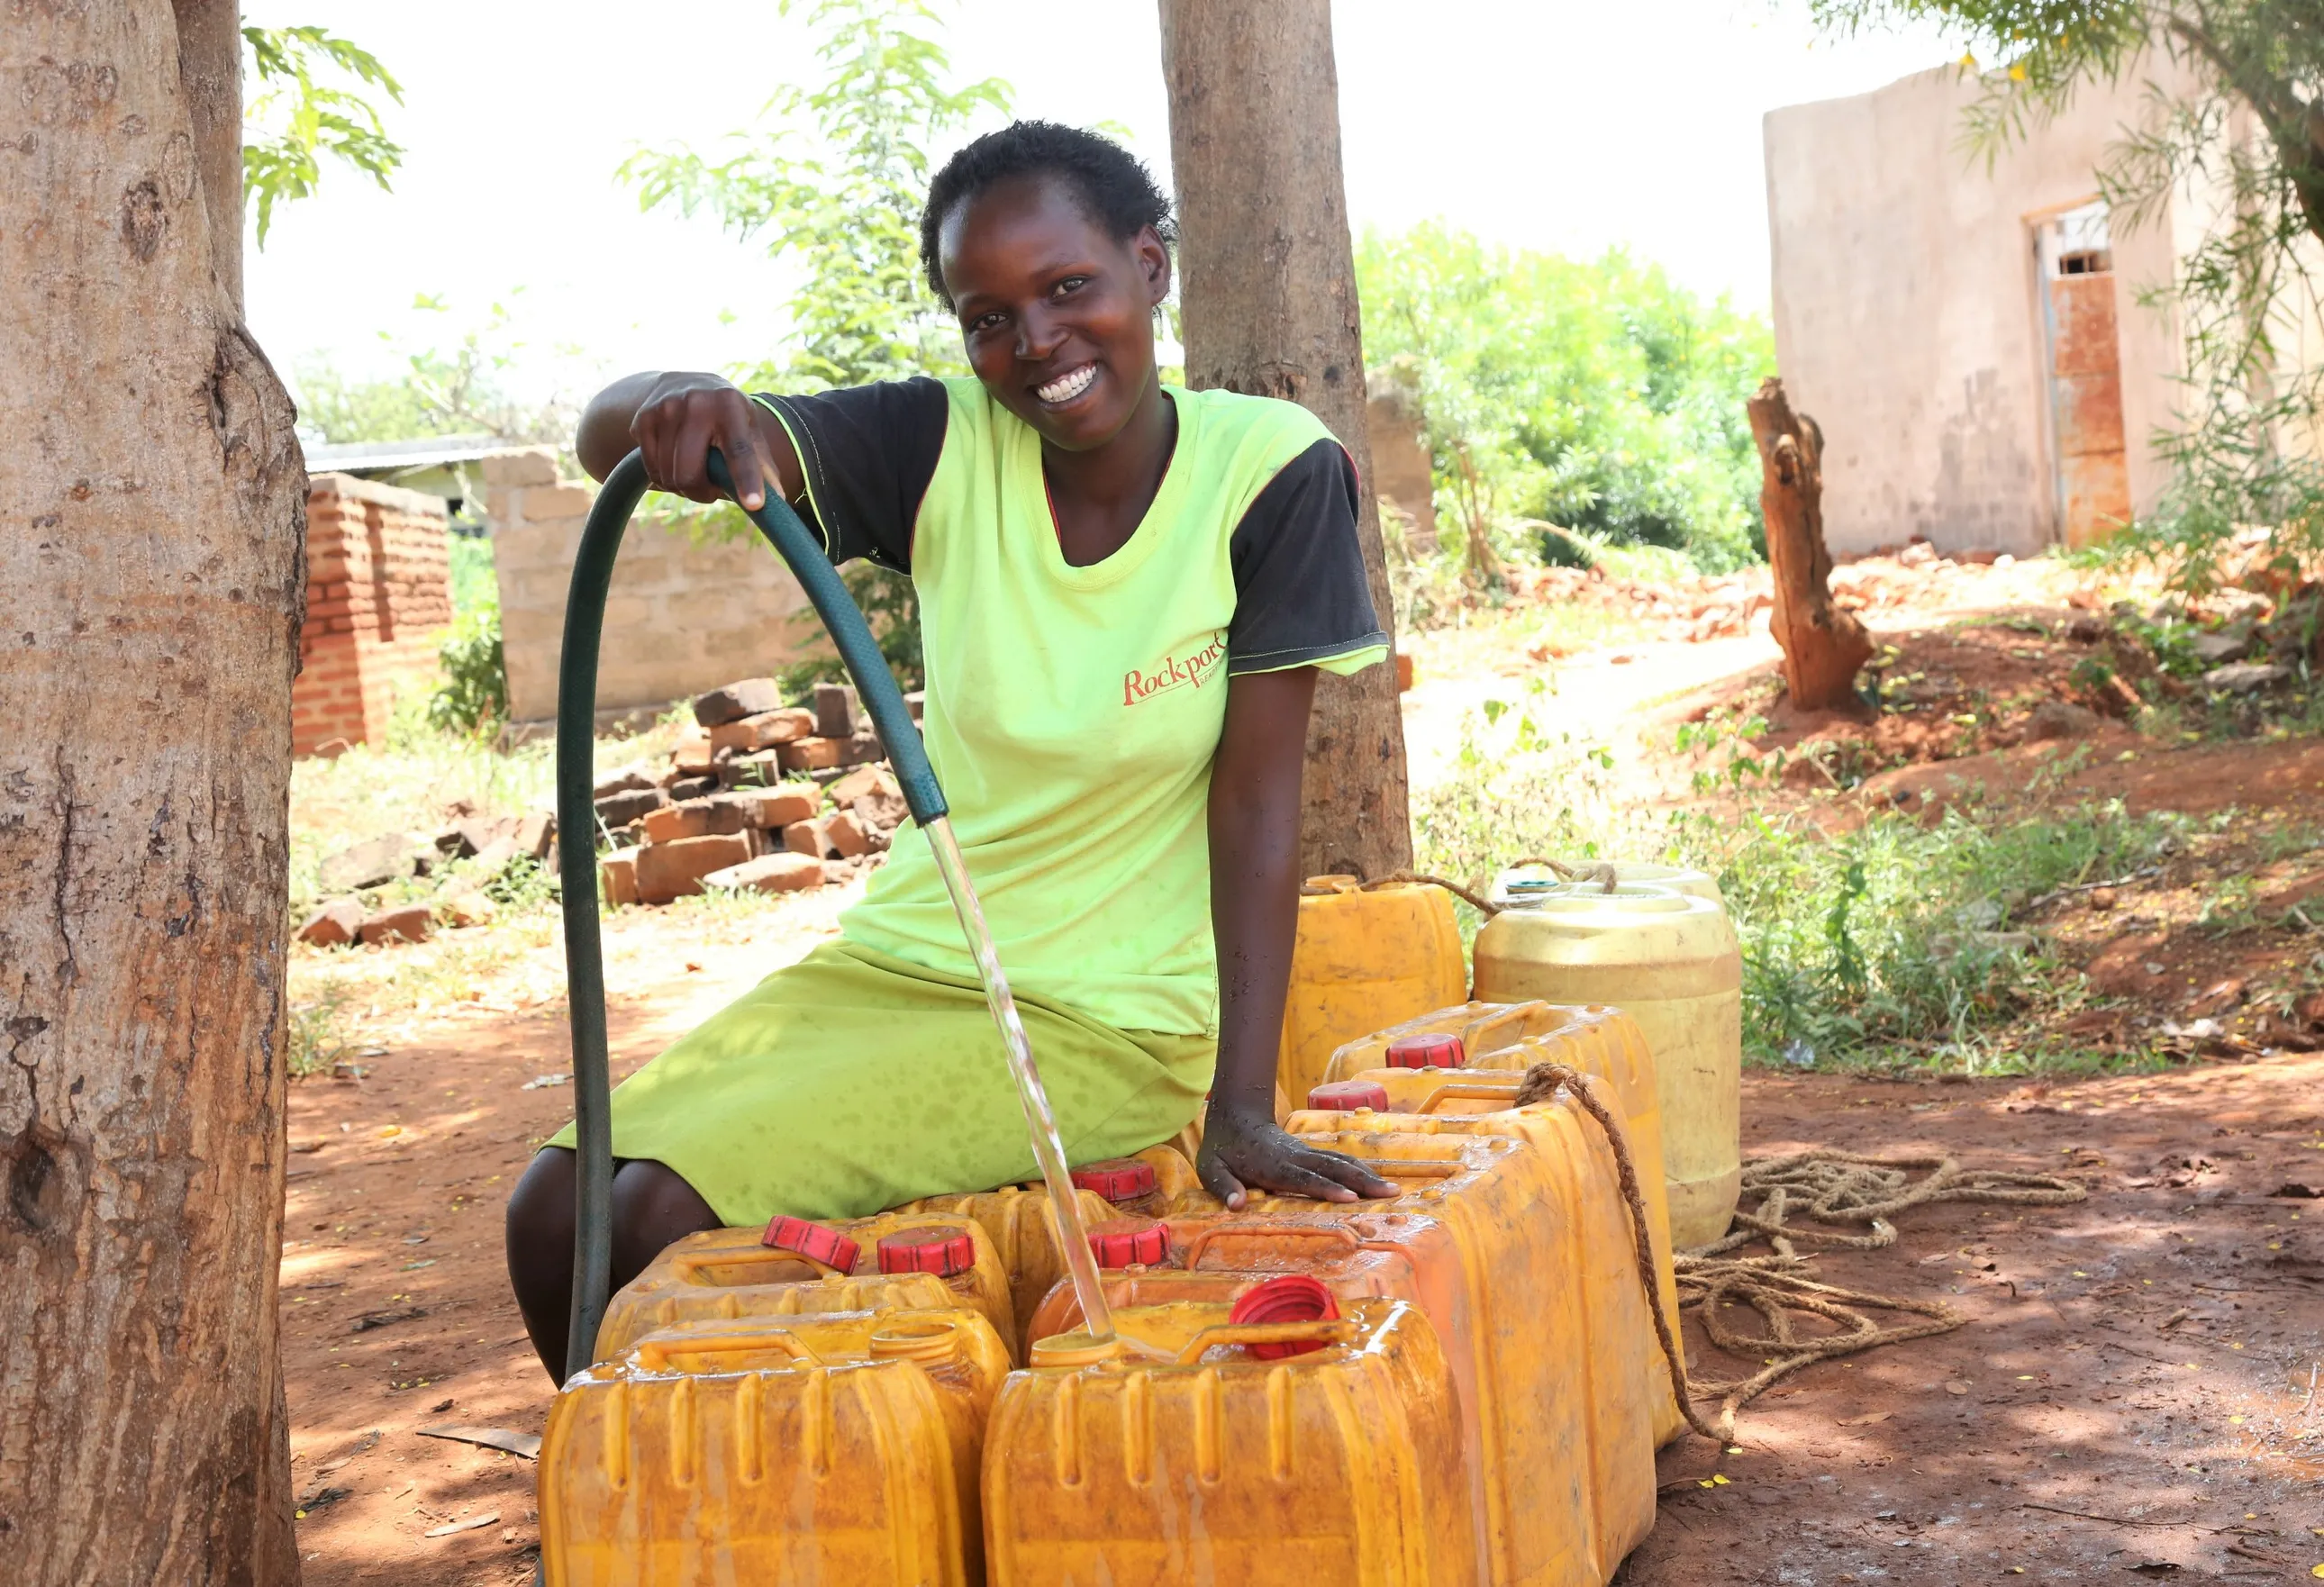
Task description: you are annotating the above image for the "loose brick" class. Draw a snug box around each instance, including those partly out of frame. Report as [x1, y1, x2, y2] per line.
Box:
[812, 681, 858, 739]
[593, 765, 656, 799]
[318, 832, 422, 893]
[824, 811, 873, 858]
[693, 676, 783, 728]
[783, 818, 833, 859]
[635, 832, 756, 904]
[600, 848, 641, 907]
[515, 810, 556, 861]
[731, 785, 819, 829]
[717, 748, 785, 789]
[593, 786, 667, 830]
[296, 898, 366, 948]
[672, 728, 717, 777]
[357, 903, 433, 947]
[436, 884, 496, 929]
[777, 736, 848, 773]
[704, 852, 824, 894]
[822, 859, 861, 886]
[711, 708, 815, 754]
[668, 775, 719, 803]
[640, 796, 752, 845]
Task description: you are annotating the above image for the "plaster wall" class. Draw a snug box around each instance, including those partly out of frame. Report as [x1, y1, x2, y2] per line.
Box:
[483, 449, 820, 726]
[1765, 63, 2191, 556]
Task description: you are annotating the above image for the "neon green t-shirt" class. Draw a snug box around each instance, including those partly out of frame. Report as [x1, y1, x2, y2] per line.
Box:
[758, 376, 1387, 1036]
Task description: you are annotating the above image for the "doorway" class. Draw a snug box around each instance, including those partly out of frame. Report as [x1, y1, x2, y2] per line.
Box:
[2036, 202, 2132, 547]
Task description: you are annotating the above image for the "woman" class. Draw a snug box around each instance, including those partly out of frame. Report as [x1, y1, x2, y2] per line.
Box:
[505, 121, 1394, 1380]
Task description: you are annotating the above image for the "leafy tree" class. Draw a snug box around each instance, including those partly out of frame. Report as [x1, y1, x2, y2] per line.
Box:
[241, 25, 404, 246]
[1811, 1, 2324, 586]
[619, 0, 1010, 689]
[294, 292, 583, 448]
[1357, 223, 1774, 585]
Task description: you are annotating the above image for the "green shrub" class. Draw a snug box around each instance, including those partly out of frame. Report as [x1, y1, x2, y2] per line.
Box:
[427, 599, 507, 736]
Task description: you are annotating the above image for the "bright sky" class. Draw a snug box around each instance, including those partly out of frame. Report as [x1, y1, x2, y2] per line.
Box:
[242, 0, 1962, 407]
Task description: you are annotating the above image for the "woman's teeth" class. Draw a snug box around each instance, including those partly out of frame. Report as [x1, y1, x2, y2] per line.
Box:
[1037, 364, 1097, 404]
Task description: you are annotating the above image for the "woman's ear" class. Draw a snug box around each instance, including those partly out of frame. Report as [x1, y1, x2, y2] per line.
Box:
[1137, 224, 1173, 308]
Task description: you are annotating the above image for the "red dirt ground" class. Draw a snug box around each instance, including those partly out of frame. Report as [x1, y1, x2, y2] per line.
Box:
[279, 986, 2324, 1583]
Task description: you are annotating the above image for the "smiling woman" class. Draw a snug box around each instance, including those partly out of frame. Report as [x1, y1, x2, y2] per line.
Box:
[513, 122, 1393, 1382]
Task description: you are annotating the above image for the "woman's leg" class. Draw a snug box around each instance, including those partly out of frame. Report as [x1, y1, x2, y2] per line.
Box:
[504, 1147, 722, 1383]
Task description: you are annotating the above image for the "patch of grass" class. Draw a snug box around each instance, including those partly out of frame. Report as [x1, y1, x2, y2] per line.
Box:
[287, 983, 359, 1079]
[1412, 708, 2192, 1075]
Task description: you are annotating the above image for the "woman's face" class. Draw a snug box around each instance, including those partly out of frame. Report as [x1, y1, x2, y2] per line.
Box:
[939, 175, 1171, 454]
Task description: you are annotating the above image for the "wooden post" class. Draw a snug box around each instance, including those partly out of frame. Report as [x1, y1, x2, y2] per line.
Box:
[1748, 377, 1872, 712]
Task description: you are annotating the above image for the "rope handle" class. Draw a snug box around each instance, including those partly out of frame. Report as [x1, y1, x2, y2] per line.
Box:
[1514, 1061, 1727, 1443]
[1510, 857, 1620, 895]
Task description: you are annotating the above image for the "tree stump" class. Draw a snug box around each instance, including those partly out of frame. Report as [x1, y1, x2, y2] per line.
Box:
[1748, 377, 1873, 712]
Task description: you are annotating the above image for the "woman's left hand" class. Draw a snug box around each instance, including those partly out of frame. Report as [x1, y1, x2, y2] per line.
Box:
[1195, 1102, 1397, 1211]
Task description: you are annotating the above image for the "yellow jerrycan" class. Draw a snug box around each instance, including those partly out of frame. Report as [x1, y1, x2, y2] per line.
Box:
[1321, 998, 1588, 1079]
[1276, 875, 1466, 1105]
[1473, 885, 1742, 1249]
[1491, 861, 1722, 910]
[596, 1211, 1015, 1361]
[983, 1296, 1478, 1587]
[892, 1183, 1126, 1342]
[1167, 1130, 1652, 1587]
[1317, 1000, 1682, 1398]
[541, 1306, 1010, 1587]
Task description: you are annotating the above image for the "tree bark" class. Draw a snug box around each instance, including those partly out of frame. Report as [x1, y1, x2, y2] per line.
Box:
[173, 0, 246, 310]
[0, 4, 306, 1582]
[1159, 0, 1412, 881]
[1747, 376, 1871, 712]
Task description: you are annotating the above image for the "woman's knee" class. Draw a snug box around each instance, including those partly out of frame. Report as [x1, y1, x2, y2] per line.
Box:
[506, 1147, 577, 1264]
[609, 1158, 722, 1281]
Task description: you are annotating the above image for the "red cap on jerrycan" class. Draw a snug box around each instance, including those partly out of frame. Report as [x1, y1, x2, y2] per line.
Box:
[761, 1215, 862, 1273]
[876, 1229, 976, 1278]
[1087, 1219, 1171, 1269]
[1385, 1031, 1464, 1069]
[1070, 1158, 1157, 1203]
[1308, 1080, 1392, 1112]
[1229, 1274, 1341, 1359]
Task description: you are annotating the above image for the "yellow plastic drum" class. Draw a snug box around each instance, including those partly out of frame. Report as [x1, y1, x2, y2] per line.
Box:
[1491, 862, 1723, 911]
[1277, 875, 1466, 1105]
[1473, 885, 1742, 1248]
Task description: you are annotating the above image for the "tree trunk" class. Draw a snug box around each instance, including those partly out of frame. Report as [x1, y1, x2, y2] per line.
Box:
[1159, 0, 1412, 881]
[173, 0, 246, 309]
[0, 4, 306, 1582]
[1747, 377, 1871, 712]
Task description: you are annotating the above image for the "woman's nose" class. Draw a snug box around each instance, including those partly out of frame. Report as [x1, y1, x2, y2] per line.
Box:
[1015, 304, 1065, 362]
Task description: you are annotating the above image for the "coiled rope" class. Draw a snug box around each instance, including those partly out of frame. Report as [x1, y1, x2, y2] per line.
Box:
[1512, 1065, 2087, 1443]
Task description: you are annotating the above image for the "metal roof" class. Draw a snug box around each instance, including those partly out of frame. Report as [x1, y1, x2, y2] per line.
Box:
[302, 434, 525, 474]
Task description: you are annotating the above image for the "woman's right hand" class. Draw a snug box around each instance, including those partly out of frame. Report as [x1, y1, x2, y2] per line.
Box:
[630, 372, 778, 510]
[576, 369, 790, 512]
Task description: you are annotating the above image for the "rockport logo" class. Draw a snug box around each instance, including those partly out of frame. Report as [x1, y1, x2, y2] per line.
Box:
[1123, 633, 1227, 705]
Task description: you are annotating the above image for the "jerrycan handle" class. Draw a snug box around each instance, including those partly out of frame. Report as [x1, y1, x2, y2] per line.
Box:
[1173, 1319, 1359, 1365]
[668, 1246, 849, 1285]
[1458, 1001, 1552, 1058]
[1416, 1082, 1525, 1116]
[1181, 1220, 1362, 1270]
[631, 1329, 826, 1373]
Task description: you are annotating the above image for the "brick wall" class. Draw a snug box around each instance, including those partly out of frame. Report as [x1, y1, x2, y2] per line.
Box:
[292, 473, 452, 756]
[485, 449, 819, 727]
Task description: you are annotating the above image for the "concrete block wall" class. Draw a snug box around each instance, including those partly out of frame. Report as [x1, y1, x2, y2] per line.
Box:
[292, 473, 452, 756]
[484, 449, 819, 727]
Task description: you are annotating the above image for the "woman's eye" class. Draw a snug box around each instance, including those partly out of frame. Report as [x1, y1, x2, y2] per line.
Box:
[970, 311, 1006, 333]
[1051, 276, 1089, 298]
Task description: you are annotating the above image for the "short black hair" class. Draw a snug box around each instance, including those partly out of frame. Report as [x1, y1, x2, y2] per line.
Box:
[918, 121, 1176, 310]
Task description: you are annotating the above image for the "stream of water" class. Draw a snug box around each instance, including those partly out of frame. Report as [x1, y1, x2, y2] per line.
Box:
[922, 815, 1118, 1346]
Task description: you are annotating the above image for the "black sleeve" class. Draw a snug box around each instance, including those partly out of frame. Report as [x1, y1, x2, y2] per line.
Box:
[752, 378, 949, 575]
[1225, 439, 1389, 674]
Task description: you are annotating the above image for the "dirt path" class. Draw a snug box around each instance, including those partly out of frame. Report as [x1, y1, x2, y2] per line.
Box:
[279, 984, 2324, 1583]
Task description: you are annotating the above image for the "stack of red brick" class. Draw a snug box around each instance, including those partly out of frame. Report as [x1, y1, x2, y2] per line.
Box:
[594, 677, 915, 907]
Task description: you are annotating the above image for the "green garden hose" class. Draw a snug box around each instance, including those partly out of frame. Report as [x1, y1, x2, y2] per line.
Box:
[553, 448, 946, 1383]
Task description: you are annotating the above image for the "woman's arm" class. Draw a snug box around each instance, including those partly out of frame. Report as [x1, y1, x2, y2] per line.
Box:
[575, 369, 803, 512]
[1199, 667, 1397, 1209]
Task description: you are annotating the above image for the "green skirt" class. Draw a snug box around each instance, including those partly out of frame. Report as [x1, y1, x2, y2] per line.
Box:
[549, 939, 1213, 1227]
